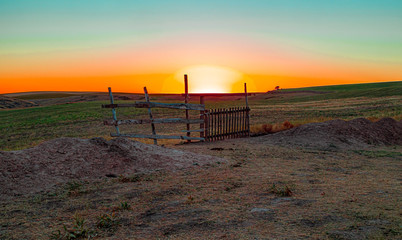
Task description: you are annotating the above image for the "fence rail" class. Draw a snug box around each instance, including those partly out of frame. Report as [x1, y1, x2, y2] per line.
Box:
[102, 101, 205, 111]
[204, 107, 250, 141]
[104, 118, 204, 126]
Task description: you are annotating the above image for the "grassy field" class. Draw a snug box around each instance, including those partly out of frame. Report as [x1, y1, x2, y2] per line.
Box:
[0, 81, 401, 239]
[1, 81, 401, 150]
[279, 81, 402, 101]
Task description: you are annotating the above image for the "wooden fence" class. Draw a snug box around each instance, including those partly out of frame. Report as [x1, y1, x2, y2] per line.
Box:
[204, 107, 250, 141]
[102, 74, 250, 144]
[102, 85, 205, 145]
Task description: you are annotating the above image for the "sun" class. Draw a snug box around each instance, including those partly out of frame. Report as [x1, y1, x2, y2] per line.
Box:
[165, 65, 245, 93]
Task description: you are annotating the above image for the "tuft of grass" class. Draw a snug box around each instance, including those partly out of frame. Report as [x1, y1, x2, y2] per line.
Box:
[96, 213, 119, 231]
[270, 183, 293, 197]
[65, 181, 86, 196]
[50, 214, 94, 240]
[119, 201, 131, 211]
[186, 195, 194, 204]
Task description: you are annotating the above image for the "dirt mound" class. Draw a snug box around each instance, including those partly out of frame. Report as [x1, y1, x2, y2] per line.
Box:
[0, 137, 224, 198]
[0, 96, 39, 109]
[253, 118, 402, 150]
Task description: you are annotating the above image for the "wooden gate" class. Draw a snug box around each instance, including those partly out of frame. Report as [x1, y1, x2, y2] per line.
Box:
[204, 107, 250, 141]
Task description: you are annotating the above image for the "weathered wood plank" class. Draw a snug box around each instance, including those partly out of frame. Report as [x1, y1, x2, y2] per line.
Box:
[111, 133, 204, 141]
[136, 101, 205, 111]
[200, 96, 205, 139]
[181, 129, 205, 133]
[102, 102, 205, 111]
[102, 103, 137, 108]
[153, 118, 204, 124]
[104, 118, 204, 126]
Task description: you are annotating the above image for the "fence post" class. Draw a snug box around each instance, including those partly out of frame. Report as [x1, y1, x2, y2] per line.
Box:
[222, 109, 224, 140]
[225, 108, 228, 139]
[244, 83, 250, 136]
[214, 109, 217, 141]
[240, 107, 243, 136]
[204, 109, 209, 141]
[144, 87, 157, 145]
[108, 87, 120, 135]
[236, 107, 239, 138]
[218, 109, 221, 140]
[200, 96, 205, 140]
[210, 109, 213, 141]
[221, 109, 224, 140]
[184, 74, 191, 142]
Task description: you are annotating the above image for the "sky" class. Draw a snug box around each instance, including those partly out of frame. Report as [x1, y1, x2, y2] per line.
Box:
[0, 0, 401, 93]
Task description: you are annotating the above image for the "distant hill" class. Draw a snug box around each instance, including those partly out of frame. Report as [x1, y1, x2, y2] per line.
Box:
[0, 96, 39, 109]
[264, 81, 402, 103]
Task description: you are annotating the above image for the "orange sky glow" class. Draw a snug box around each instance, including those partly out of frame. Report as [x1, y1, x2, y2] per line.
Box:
[1, 1, 401, 94]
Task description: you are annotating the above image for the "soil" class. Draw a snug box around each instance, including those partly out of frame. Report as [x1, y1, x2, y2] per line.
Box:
[252, 117, 402, 150]
[0, 137, 224, 199]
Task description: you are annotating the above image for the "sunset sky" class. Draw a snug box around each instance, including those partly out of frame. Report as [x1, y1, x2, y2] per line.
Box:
[1, 0, 401, 94]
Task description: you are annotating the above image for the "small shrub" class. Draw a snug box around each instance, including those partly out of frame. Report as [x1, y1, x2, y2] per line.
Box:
[119, 201, 131, 210]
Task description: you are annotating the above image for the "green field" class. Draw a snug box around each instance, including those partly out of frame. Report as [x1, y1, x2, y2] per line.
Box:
[272, 81, 402, 103]
[1, 81, 401, 150]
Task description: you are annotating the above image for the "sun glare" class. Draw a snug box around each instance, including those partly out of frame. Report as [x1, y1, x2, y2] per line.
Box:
[171, 65, 245, 93]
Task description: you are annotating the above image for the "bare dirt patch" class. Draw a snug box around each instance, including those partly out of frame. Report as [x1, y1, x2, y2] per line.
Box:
[252, 117, 402, 150]
[0, 137, 224, 199]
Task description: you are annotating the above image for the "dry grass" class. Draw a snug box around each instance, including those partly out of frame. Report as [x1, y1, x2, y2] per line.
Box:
[1, 140, 401, 239]
[250, 120, 297, 135]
